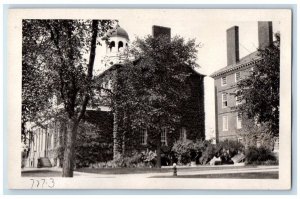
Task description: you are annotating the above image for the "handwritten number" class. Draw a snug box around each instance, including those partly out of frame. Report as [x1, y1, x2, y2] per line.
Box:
[48, 178, 55, 188]
[30, 179, 34, 189]
[30, 178, 55, 189]
[41, 179, 45, 188]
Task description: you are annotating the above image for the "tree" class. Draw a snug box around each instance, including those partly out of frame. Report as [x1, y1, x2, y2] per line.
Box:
[236, 33, 280, 137]
[110, 35, 200, 167]
[22, 19, 114, 177]
[22, 20, 55, 144]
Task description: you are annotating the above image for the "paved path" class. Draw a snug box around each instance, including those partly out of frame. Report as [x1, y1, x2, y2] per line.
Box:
[22, 165, 278, 178]
[77, 166, 278, 178]
[21, 166, 279, 189]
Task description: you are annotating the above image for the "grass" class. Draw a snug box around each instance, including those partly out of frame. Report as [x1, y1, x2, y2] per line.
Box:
[21, 170, 63, 177]
[75, 165, 258, 175]
[21, 165, 277, 178]
[150, 171, 279, 179]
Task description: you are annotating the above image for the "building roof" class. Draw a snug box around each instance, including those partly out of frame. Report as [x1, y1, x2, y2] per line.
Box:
[210, 51, 261, 78]
[97, 59, 206, 79]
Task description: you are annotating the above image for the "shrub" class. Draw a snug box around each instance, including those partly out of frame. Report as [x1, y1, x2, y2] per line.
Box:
[110, 152, 142, 168]
[171, 140, 196, 165]
[198, 142, 215, 165]
[172, 139, 217, 165]
[141, 150, 157, 167]
[215, 140, 245, 158]
[97, 150, 158, 168]
[245, 146, 277, 165]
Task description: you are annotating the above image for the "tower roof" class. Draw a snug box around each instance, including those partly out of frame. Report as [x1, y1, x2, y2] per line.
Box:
[105, 24, 129, 40]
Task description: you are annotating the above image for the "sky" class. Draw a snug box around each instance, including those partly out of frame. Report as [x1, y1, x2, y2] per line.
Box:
[92, 10, 280, 140]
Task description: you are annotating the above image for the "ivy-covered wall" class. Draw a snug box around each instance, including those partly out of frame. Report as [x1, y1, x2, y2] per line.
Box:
[181, 70, 205, 141]
[75, 110, 114, 168]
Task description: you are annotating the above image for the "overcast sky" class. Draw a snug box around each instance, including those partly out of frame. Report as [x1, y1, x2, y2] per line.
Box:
[92, 10, 280, 140]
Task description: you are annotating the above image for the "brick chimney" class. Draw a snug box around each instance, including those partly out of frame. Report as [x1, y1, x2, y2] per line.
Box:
[227, 26, 240, 66]
[152, 25, 171, 42]
[258, 21, 273, 49]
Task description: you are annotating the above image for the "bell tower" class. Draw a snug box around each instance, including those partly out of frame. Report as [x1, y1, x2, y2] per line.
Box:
[103, 23, 129, 68]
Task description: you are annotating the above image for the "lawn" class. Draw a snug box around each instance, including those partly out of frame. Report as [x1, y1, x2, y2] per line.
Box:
[150, 171, 279, 179]
[75, 165, 258, 175]
[21, 170, 63, 177]
[21, 165, 277, 178]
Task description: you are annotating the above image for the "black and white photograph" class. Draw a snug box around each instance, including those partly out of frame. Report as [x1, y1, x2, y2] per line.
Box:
[7, 9, 291, 189]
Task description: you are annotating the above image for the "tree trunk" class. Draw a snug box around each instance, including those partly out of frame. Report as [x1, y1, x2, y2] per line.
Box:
[62, 119, 78, 177]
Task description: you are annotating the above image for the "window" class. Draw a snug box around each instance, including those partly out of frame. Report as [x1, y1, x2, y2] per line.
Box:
[256, 140, 261, 148]
[235, 72, 241, 82]
[161, 128, 168, 146]
[54, 123, 58, 147]
[237, 115, 242, 129]
[118, 41, 123, 51]
[237, 137, 243, 143]
[107, 80, 112, 90]
[34, 134, 37, 151]
[274, 137, 279, 151]
[140, 129, 147, 145]
[236, 90, 242, 105]
[180, 127, 187, 141]
[109, 41, 115, 52]
[254, 116, 261, 126]
[222, 116, 228, 131]
[222, 93, 228, 108]
[221, 76, 227, 86]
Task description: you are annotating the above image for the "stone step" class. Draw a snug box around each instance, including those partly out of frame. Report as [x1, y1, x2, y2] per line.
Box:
[37, 157, 52, 168]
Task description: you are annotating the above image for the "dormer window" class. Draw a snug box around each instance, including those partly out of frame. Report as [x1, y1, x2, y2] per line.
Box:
[221, 76, 227, 86]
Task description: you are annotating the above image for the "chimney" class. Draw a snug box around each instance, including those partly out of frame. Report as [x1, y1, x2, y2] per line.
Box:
[258, 21, 273, 49]
[227, 26, 240, 66]
[152, 25, 171, 42]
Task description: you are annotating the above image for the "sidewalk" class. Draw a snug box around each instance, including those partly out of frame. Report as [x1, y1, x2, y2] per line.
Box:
[75, 165, 279, 178]
[22, 165, 278, 178]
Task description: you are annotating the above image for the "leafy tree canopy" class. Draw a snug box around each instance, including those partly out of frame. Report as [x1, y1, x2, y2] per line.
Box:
[236, 33, 280, 137]
[110, 35, 200, 148]
[22, 19, 115, 176]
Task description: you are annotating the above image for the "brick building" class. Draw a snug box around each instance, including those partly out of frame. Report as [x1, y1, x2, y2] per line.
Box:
[100, 25, 206, 158]
[210, 21, 274, 142]
[24, 24, 206, 167]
